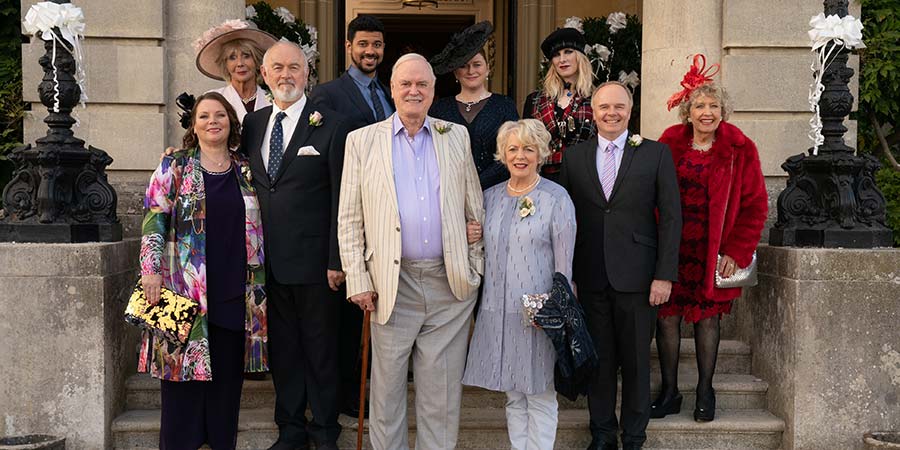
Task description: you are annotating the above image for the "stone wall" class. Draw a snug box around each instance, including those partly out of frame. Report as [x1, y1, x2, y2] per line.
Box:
[734, 245, 900, 450]
[0, 240, 141, 449]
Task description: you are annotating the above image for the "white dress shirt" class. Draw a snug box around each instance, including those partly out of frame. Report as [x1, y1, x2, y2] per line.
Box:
[261, 95, 307, 172]
[596, 129, 629, 181]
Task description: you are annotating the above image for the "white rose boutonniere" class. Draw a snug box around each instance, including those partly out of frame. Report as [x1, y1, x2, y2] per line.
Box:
[309, 111, 324, 127]
[627, 134, 643, 147]
[435, 121, 453, 134]
[518, 196, 536, 219]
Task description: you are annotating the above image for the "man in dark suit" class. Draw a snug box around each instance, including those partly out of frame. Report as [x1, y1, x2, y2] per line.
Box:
[242, 41, 350, 450]
[308, 14, 394, 418]
[310, 15, 393, 130]
[559, 81, 682, 450]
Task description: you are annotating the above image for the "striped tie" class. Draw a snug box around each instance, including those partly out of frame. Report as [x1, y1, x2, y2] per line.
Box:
[600, 142, 617, 200]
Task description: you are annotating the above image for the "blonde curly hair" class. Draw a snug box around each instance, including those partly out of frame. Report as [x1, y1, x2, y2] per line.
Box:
[678, 83, 732, 125]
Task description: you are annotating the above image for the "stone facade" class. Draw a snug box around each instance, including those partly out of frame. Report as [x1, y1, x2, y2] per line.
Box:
[734, 245, 900, 450]
[0, 240, 141, 449]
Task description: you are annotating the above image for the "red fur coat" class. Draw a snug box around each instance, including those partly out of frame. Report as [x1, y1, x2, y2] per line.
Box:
[659, 121, 768, 301]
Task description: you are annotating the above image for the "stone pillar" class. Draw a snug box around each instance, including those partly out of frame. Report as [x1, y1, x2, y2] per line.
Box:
[514, 0, 555, 105]
[0, 240, 141, 449]
[639, 0, 722, 141]
[733, 245, 900, 450]
[300, 0, 337, 82]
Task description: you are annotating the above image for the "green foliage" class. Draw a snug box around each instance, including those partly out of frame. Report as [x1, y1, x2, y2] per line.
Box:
[857, 0, 900, 244]
[0, 1, 23, 164]
[875, 167, 900, 245]
[245, 2, 318, 87]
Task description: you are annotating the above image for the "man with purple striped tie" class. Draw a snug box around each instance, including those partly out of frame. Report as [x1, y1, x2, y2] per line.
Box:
[559, 81, 682, 450]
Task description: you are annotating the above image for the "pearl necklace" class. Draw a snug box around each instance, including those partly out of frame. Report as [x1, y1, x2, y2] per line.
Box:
[690, 138, 715, 152]
[507, 176, 540, 194]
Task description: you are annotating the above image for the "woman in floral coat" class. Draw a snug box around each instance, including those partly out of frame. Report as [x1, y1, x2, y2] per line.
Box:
[139, 91, 267, 449]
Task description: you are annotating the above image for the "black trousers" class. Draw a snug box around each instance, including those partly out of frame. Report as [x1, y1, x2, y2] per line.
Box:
[337, 292, 364, 409]
[267, 280, 341, 446]
[159, 324, 245, 450]
[582, 286, 658, 447]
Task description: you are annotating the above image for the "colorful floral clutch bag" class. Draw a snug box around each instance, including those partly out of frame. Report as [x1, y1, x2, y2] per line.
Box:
[124, 281, 199, 345]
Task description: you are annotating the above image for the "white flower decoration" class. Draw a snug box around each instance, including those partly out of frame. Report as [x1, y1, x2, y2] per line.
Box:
[627, 134, 643, 147]
[618, 70, 640, 89]
[518, 196, 536, 219]
[806, 13, 865, 155]
[563, 16, 584, 34]
[274, 7, 295, 24]
[245, 6, 257, 19]
[607, 12, 627, 34]
[309, 111, 324, 127]
[306, 24, 319, 44]
[589, 44, 611, 62]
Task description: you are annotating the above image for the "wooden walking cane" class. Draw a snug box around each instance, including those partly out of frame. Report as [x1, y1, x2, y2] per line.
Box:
[357, 309, 371, 450]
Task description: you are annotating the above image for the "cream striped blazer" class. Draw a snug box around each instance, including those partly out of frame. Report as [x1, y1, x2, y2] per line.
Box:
[338, 115, 485, 325]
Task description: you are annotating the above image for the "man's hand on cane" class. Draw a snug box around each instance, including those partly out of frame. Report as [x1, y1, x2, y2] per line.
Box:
[350, 291, 377, 312]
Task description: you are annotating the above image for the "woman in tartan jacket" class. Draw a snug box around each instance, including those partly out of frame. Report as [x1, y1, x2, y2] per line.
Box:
[523, 27, 597, 182]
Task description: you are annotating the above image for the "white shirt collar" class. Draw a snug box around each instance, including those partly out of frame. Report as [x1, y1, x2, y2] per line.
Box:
[597, 130, 629, 152]
[272, 94, 307, 120]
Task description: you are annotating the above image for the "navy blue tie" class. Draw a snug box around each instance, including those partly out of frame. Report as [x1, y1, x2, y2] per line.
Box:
[369, 81, 386, 122]
[267, 111, 287, 180]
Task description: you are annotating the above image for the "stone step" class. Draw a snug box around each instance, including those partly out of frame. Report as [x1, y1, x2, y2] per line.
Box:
[112, 407, 784, 449]
[125, 371, 768, 411]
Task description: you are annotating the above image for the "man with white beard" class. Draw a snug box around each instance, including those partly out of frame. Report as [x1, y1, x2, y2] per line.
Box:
[242, 41, 351, 450]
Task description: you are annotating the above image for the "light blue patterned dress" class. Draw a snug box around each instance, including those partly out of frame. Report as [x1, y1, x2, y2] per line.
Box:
[462, 178, 577, 394]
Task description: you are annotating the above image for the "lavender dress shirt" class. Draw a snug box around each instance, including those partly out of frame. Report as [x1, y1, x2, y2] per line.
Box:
[392, 114, 443, 260]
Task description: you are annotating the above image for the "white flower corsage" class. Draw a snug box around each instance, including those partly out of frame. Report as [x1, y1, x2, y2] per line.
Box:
[309, 111, 324, 127]
[627, 134, 643, 147]
[518, 196, 536, 219]
[434, 121, 453, 134]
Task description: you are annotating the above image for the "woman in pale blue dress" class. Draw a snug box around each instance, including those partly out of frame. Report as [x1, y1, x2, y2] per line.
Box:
[462, 119, 577, 449]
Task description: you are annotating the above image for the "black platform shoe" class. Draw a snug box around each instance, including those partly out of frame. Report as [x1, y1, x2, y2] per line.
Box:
[650, 391, 683, 419]
[694, 387, 716, 422]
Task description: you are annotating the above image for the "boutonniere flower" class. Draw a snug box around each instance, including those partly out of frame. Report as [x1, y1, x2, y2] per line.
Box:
[434, 121, 453, 135]
[627, 134, 643, 147]
[309, 111, 324, 127]
[518, 196, 536, 219]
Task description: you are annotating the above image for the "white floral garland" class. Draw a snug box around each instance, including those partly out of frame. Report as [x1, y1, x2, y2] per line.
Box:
[22, 2, 88, 114]
[807, 12, 865, 155]
[560, 14, 640, 89]
[245, 4, 319, 88]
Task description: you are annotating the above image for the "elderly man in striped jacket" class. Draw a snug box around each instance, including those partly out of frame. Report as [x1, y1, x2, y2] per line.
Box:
[337, 53, 484, 449]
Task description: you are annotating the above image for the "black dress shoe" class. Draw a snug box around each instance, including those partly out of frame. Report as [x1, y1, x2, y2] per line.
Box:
[586, 438, 617, 450]
[650, 391, 683, 419]
[694, 387, 716, 422]
[315, 442, 339, 450]
[267, 441, 308, 450]
[340, 400, 369, 418]
[622, 445, 642, 450]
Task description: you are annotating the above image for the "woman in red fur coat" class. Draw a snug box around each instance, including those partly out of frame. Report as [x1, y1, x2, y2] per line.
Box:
[649, 57, 768, 424]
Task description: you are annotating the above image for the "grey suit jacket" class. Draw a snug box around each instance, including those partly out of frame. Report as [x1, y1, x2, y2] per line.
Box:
[338, 115, 485, 324]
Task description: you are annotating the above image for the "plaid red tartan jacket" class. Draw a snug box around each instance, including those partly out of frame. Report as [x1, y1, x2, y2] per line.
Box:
[523, 90, 596, 173]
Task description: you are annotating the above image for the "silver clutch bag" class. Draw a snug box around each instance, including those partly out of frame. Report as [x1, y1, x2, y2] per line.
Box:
[715, 251, 758, 288]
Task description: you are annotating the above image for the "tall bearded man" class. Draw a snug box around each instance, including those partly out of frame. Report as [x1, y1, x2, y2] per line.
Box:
[338, 53, 484, 449]
[242, 41, 350, 450]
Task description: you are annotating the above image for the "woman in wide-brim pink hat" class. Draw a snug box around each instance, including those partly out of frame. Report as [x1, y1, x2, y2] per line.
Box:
[194, 19, 276, 123]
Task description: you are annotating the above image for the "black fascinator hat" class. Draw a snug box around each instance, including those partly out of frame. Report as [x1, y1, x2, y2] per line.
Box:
[540, 27, 586, 60]
[430, 21, 494, 76]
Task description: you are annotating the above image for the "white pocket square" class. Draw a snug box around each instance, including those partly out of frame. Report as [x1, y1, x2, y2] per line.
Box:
[297, 146, 320, 156]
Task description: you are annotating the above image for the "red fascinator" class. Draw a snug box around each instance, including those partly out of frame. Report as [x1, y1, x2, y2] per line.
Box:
[666, 54, 720, 111]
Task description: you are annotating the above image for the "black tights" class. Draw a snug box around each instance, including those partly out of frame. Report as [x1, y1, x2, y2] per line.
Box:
[655, 314, 721, 398]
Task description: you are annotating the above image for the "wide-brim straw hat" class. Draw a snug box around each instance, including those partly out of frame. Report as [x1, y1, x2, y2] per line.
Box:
[194, 19, 277, 81]
[430, 21, 493, 76]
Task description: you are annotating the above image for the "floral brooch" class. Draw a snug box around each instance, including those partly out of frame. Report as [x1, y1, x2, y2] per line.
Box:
[627, 134, 643, 147]
[434, 121, 453, 135]
[518, 196, 536, 219]
[309, 111, 324, 127]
